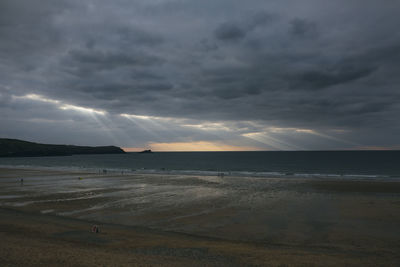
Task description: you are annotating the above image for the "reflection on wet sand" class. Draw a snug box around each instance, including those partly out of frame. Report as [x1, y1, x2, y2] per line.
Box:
[1, 168, 400, 252]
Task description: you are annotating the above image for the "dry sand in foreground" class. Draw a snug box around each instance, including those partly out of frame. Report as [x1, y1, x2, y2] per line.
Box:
[0, 208, 399, 266]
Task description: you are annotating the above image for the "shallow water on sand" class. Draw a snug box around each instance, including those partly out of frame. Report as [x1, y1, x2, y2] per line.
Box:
[1, 168, 400, 249]
[1, 151, 400, 179]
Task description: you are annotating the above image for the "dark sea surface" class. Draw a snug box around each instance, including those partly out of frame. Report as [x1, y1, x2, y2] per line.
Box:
[1, 151, 399, 179]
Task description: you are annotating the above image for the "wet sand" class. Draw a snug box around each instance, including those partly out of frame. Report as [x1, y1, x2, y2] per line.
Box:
[1, 168, 400, 266]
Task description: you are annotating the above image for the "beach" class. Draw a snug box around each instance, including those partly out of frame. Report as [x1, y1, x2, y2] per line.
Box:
[1, 167, 400, 266]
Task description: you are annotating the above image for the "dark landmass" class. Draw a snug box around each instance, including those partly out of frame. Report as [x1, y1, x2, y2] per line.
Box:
[139, 149, 153, 153]
[0, 138, 125, 157]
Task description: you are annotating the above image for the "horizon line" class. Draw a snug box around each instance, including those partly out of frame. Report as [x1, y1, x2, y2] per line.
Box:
[123, 149, 400, 152]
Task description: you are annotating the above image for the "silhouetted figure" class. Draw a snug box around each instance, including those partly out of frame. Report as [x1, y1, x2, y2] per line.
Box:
[91, 225, 100, 233]
[20, 178, 23, 186]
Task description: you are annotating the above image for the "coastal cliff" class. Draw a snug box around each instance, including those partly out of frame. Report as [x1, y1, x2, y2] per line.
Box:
[0, 138, 125, 157]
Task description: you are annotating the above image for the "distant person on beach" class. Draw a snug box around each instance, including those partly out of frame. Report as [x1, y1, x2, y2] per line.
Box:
[20, 178, 23, 186]
[91, 225, 100, 233]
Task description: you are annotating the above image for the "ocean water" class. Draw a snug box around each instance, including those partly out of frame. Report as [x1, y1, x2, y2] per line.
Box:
[0, 151, 399, 179]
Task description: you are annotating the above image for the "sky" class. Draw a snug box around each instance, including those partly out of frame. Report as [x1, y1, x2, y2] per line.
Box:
[1, 0, 399, 151]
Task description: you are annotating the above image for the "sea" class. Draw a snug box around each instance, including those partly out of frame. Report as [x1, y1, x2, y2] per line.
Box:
[0, 151, 399, 180]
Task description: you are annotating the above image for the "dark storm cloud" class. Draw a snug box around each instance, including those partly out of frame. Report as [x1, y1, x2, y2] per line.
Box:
[214, 11, 275, 41]
[1, 0, 399, 149]
[0, 0, 73, 61]
[113, 26, 164, 46]
[63, 48, 164, 77]
[67, 49, 163, 68]
[289, 18, 318, 38]
[214, 23, 246, 41]
[292, 67, 376, 90]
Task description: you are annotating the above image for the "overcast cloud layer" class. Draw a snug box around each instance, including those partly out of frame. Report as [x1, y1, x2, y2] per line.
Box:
[1, 0, 399, 150]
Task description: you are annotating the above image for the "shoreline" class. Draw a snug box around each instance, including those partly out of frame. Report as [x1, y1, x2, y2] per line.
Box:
[0, 165, 398, 181]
